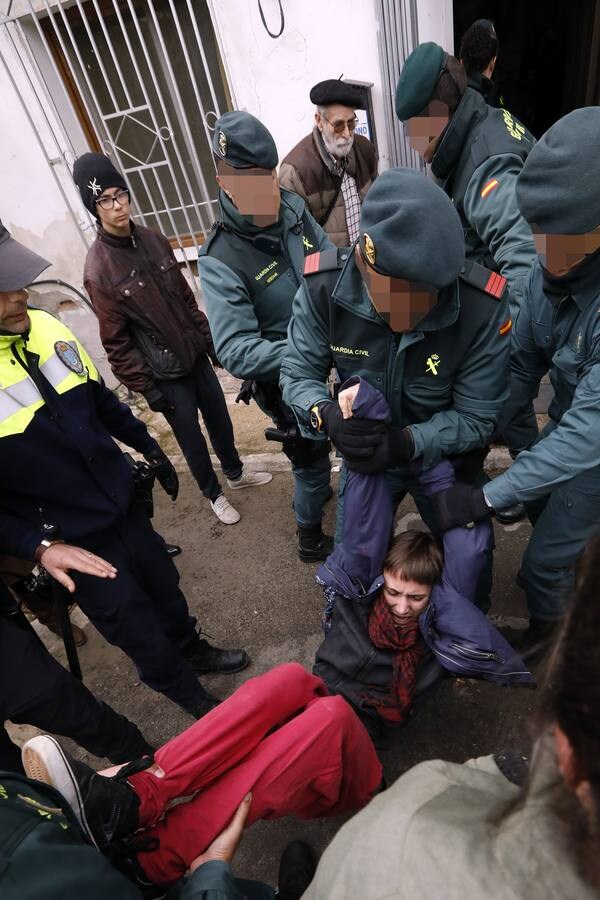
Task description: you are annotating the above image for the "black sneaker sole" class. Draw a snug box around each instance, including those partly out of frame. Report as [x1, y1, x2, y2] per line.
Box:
[22, 735, 98, 848]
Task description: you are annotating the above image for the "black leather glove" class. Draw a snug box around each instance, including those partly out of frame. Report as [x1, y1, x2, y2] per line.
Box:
[145, 448, 179, 501]
[235, 379, 255, 405]
[430, 483, 493, 532]
[143, 387, 174, 415]
[346, 425, 414, 474]
[320, 401, 386, 463]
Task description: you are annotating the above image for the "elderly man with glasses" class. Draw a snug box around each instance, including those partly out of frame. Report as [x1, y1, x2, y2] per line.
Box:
[280, 78, 378, 248]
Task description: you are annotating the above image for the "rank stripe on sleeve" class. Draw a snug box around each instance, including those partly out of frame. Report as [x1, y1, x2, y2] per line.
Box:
[481, 178, 499, 198]
[484, 271, 507, 298]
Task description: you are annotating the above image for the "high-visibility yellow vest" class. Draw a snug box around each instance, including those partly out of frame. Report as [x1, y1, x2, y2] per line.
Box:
[0, 308, 99, 438]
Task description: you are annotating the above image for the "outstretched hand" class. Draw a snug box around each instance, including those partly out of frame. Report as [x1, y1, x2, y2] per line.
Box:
[188, 792, 253, 874]
[39, 543, 117, 593]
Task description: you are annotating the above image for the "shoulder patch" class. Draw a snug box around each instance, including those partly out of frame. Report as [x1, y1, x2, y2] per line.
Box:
[459, 260, 507, 300]
[303, 249, 345, 277]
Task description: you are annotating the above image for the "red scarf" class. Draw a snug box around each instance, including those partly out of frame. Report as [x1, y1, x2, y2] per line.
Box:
[366, 594, 425, 724]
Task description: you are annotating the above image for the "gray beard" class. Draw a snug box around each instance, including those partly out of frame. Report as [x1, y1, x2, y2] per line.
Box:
[322, 129, 354, 160]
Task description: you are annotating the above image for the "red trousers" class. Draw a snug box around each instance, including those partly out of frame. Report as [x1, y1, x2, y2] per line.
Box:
[128, 663, 382, 884]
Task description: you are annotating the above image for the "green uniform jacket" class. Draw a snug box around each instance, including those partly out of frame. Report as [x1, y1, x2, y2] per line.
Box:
[302, 735, 596, 900]
[432, 88, 536, 315]
[280, 253, 510, 470]
[0, 773, 273, 900]
[198, 190, 332, 382]
[485, 258, 600, 510]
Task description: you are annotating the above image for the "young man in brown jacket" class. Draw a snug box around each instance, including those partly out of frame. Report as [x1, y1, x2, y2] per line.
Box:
[73, 153, 271, 525]
[279, 78, 377, 247]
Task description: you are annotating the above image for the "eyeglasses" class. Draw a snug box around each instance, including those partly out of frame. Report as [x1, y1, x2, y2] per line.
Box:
[322, 113, 359, 135]
[96, 189, 130, 210]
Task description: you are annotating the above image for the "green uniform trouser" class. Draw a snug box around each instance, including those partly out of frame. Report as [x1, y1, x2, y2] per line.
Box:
[255, 393, 331, 528]
[335, 465, 493, 612]
[522, 463, 600, 621]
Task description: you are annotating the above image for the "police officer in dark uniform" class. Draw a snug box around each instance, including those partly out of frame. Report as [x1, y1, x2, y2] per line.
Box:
[0, 576, 152, 772]
[281, 167, 511, 609]
[199, 112, 335, 561]
[0, 223, 247, 719]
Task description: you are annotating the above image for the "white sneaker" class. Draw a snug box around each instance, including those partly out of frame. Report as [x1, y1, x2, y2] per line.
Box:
[227, 471, 273, 490]
[210, 494, 241, 524]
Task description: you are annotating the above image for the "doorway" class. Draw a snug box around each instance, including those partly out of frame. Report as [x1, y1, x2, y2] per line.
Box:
[453, 0, 600, 136]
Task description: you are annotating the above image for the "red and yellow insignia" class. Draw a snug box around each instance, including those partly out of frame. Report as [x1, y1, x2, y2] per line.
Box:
[484, 272, 507, 298]
[481, 179, 499, 198]
[499, 317, 512, 336]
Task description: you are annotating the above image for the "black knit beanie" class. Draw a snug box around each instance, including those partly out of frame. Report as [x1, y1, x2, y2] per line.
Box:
[73, 152, 128, 217]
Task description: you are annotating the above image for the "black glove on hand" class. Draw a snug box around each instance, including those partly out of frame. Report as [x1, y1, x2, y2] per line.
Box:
[320, 401, 387, 463]
[144, 388, 174, 415]
[145, 448, 179, 501]
[347, 425, 414, 474]
[235, 379, 255, 405]
[430, 483, 492, 532]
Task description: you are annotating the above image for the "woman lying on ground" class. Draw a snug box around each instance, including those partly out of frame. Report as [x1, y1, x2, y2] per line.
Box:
[15, 662, 382, 895]
[304, 528, 600, 899]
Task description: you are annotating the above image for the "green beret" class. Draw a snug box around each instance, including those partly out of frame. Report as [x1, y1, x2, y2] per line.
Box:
[212, 111, 278, 170]
[517, 107, 600, 234]
[395, 42, 446, 122]
[359, 168, 464, 288]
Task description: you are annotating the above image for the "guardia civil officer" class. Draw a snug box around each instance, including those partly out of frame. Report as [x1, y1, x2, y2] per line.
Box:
[199, 111, 335, 561]
[430, 108, 600, 655]
[280, 168, 511, 607]
[0, 221, 248, 719]
[396, 42, 539, 521]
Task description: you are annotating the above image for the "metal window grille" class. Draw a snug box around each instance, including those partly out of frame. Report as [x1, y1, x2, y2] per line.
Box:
[0, 0, 230, 264]
[375, 0, 423, 170]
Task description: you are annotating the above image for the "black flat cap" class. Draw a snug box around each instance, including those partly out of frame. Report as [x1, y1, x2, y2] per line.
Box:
[310, 78, 365, 109]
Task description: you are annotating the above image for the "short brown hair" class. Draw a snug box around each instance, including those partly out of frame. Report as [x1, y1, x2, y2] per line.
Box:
[383, 530, 443, 586]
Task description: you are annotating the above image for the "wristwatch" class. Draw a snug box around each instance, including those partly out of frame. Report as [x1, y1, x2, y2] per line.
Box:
[310, 404, 325, 433]
[34, 538, 64, 563]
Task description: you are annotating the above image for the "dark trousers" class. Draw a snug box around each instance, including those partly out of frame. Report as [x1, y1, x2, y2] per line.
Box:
[0, 613, 150, 773]
[158, 356, 242, 502]
[75, 510, 202, 710]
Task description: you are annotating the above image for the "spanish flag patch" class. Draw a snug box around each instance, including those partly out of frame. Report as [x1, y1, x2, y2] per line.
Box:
[499, 317, 512, 336]
[481, 179, 499, 198]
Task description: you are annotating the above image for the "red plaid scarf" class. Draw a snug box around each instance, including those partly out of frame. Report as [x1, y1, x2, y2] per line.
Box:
[365, 594, 425, 724]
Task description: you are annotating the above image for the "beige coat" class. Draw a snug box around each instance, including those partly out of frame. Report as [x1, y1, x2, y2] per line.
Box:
[303, 736, 597, 900]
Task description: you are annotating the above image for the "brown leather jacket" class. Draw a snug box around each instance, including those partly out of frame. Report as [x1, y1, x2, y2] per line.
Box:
[279, 128, 377, 247]
[84, 224, 216, 403]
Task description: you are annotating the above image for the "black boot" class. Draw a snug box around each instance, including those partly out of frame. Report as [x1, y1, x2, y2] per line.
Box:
[496, 503, 527, 524]
[181, 685, 222, 719]
[512, 616, 558, 661]
[165, 543, 182, 557]
[277, 840, 317, 900]
[183, 634, 249, 675]
[297, 522, 334, 562]
[21, 735, 147, 851]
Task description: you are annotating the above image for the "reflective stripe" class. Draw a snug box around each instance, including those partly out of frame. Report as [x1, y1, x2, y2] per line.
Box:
[40, 345, 80, 389]
[0, 376, 42, 422]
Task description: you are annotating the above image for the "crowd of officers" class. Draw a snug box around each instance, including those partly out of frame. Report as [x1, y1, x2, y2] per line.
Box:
[1, 16, 600, 892]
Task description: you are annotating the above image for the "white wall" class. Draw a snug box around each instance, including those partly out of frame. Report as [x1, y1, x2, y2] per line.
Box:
[0, 27, 90, 288]
[208, 0, 394, 168]
[417, 0, 454, 52]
